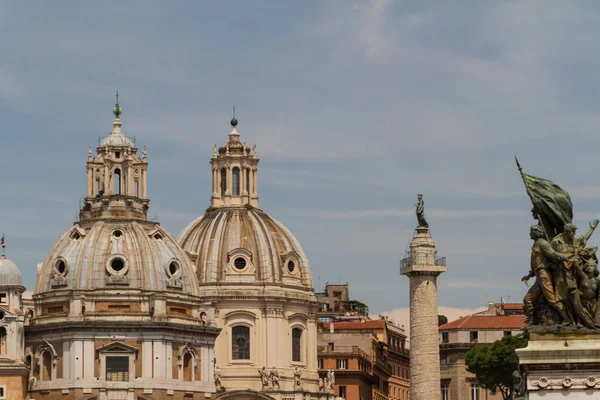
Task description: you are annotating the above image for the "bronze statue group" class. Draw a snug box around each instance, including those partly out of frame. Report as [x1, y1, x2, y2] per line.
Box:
[518, 159, 600, 329]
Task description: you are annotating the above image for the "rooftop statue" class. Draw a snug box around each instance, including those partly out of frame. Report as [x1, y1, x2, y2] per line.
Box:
[517, 158, 600, 331]
[415, 194, 429, 228]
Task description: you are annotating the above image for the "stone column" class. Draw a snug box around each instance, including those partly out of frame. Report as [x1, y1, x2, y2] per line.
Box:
[400, 226, 446, 400]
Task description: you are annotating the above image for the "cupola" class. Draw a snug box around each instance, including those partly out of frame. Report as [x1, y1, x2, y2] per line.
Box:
[79, 91, 150, 220]
[210, 111, 259, 208]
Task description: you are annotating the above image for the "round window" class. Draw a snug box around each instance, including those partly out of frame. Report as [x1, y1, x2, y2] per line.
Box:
[111, 258, 125, 272]
[169, 262, 180, 277]
[287, 260, 296, 273]
[0, 311, 5, 320]
[234, 257, 247, 270]
[113, 230, 123, 238]
[56, 260, 66, 275]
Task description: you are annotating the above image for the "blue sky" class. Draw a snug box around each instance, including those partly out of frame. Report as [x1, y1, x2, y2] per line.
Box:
[2, 1, 600, 323]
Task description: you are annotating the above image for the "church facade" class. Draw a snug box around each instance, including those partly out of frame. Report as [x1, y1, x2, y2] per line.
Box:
[0, 97, 321, 400]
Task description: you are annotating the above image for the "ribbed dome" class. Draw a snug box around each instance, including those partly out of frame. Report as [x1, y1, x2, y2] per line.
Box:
[34, 220, 199, 295]
[99, 131, 135, 148]
[178, 207, 313, 289]
[0, 256, 23, 286]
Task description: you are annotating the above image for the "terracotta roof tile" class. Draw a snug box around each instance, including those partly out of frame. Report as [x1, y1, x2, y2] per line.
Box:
[439, 315, 526, 330]
[502, 303, 524, 310]
[323, 320, 385, 330]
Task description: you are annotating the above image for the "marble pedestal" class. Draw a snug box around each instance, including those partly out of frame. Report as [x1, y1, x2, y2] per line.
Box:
[517, 332, 600, 399]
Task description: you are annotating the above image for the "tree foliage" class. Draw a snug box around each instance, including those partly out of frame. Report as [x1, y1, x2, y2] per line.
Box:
[465, 334, 528, 400]
[438, 315, 448, 326]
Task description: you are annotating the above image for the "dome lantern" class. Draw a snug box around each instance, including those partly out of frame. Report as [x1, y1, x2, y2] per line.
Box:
[210, 110, 259, 208]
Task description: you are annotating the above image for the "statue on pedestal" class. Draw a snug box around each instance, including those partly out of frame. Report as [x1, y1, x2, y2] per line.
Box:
[293, 366, 302, 389]
[415, 194, 429, 228]
[516, 158, 600, 331]
[214, 365, 222, 388]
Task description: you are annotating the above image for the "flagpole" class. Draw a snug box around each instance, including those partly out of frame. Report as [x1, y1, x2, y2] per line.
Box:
[515, 156, 550, 241]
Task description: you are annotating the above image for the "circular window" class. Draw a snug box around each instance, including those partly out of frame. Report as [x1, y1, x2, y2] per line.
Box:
[0, 311, 5, 320]
[287, 260, 296, 273]
[111, 258, 125, 271]
[113, 230, 123, 238]
[234, 257, 247, 270]
[106, 255, 129, 276]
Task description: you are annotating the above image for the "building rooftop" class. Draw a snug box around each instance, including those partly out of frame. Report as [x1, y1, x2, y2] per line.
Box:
[323, 320, 385, 330]
[439, 315, 526, 330]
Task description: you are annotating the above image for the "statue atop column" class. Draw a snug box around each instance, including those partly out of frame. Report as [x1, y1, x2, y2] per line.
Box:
[415, 194, 429, 228]
[516, 158, 600, 331]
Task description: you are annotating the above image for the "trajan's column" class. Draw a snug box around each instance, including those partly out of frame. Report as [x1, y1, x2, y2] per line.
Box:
[400, 194, 447, 400]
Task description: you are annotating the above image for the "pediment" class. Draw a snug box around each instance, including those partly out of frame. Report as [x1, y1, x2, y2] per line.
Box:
[96, 341, 138, 355]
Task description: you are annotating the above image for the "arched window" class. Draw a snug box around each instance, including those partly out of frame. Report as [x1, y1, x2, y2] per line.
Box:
[183, 352, 193, 382]
[232, 326, 250, 360]
[42, 351, 52, 381]
[292, 328, 302, 362]
[220, 168, 227, 196]
[0, 327, 6, 355]
[114, 169, 121, 195]
[232, 167, 240, 196]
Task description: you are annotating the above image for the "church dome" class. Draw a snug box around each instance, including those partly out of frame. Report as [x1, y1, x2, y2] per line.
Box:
[34, 219, 199, 295]
[99, 130, 135, 148]
[0, 255, 22, 286]
[178, 207, 313, 290]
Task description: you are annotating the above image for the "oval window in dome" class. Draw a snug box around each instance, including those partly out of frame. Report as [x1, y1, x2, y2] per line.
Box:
[111, 258, 125, 272]
[169, 261, 180, 277]
[287, 260, 296, 273]
[234, 257, 247, 270]
[56, 260, 66, 275]
[113, 230, 123, 238]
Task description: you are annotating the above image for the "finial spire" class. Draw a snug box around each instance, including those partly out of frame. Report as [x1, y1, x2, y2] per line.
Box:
[230, 105, 238, 127]
[1, 234, 5, 258]
[113, 89, 122, 118]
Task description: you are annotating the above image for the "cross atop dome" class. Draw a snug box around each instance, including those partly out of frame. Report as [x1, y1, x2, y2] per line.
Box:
[209, 110, 260, 209]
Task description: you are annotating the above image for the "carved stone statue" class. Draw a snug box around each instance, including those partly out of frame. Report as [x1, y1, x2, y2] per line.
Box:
[214, 365, 222, 388]
[318, 377, 325, 392]
[415, 194, 428, 228]
[327, 369, 335, 391]
[512, 370, 525, 398]
[259, 366, 269, 389]
[269, 366, 280, 390]
[293, 366, 302, 389]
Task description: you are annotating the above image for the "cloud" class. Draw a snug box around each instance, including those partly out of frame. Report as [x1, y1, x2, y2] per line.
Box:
[297, 208, 528, 219]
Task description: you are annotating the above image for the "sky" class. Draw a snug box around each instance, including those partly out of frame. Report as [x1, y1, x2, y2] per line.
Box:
[2, 1, 600, 330]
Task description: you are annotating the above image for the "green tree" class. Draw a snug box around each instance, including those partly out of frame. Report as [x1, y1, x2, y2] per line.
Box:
[465, 334, 528, 400]
[438, 315, 448, 326]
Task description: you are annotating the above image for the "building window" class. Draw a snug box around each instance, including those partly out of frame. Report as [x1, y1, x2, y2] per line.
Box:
[232, 167, 240, 196]
[318, 359, 323, 369]
[0, 293, 6, 304]
[114, 168, 121, 195]
[339, 385, 347, 398]
[471, 383, 480, 400]
[336, 358, 347, 369]
[220, 168, 227, 196]
[0, 385, 5, 400]
[328, 342, 335, 351]
[470, 331, 478, 343]
[504, 331, 512, 336]
[441, 384, 449, 400]
[232, 326, 250, 360]
[183, 352, 193, 382]
[292, 328, 302, 362]
[246, 168, 250, 194]
[442, 332, 449, 343]
[106, 356, 129, 381]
